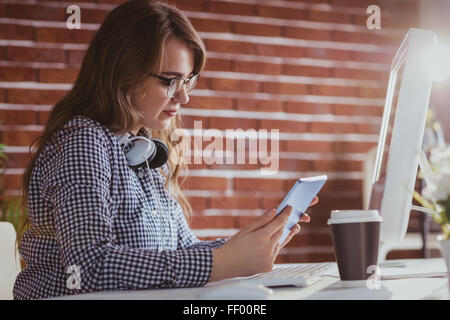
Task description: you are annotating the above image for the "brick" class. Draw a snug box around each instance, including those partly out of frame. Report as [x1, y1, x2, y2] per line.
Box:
[259, 119, 307, 133]
[261, 195, 285, 210]
[3, 152, 31, 169]
[1, 174, 21, 190]
[307, 10, 353, 24]
[5, 3, 64, 21]
[357, 86, 386, 98]
[208, 163, 263, 171]
[195, 75, 208, 90]
[309, 122, 356, 134]
[2, 129, 42, 147]
[186, 196, 208, 210]
[332, 30, 378, 44]
[191, 216, 235, 229]
[210, 78, 259, 92]
[205, 39, 256, 55]
[81, 8, 109, 24]
[180, 176, 229, 191]
[356, 122, 381, 134]
[210, 196, 260, 210]
[0, 66, 34, 82]
[261, 82, 308, 95]
[186, 162, 209, 171]
[207, 1, 256, 16]
[0, 23, 33, 41]
[204, 58, 232, 72]
[190, 18, 232, 33]
[284, 27, 330, 41]
[257, 44, 303, 58]
[186, 96, 233, 110]
[180, 114, 208, 129]
[0, 88, 5, 102]
[352, 51, 394, 64]
[279, 159, 311, 172]
[284, 65, 331, 78]
[305, 48, 352, 61]
[333, 67, 387, 81]
[333, 104, 383, 117]
[329, 0, 383, 7]
[286, 102, 332, 114]
[234, 60, 282, 75]
[5, 46, 61, 63]
[37, 110, 50, 125]
[321, 179, 363, 193]
[312, 159, 362, 172]
[258, 5, 305, 20]
[233, 178, 284, 192]
[310, 84, 357, 97]
[233, 22, 282, 37]
[38, 68, 79, 84]
[170, 0, 205, 11]
[209, 117, 258, 130]
[35, 27, 94, 44]
[8, 88, 67, 105]
[236, 99, 283, 113]
[335, 141, 377, 153]
[67, 49, 86, 66]
[1, 110, 37, 126]
[284, 140, 333, 153]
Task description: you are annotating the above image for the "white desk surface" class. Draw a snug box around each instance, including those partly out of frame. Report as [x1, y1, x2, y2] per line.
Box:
[51, 258, 449, 300]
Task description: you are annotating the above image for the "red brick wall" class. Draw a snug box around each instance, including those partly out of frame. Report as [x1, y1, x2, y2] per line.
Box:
[0, 0, 421, 262]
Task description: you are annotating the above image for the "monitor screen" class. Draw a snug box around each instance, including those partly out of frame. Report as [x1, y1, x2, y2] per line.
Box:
[369, 62, 405, 214]
[367, 28, 436, 242]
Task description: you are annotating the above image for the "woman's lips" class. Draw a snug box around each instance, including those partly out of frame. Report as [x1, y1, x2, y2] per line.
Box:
[162, 110, 177, 117]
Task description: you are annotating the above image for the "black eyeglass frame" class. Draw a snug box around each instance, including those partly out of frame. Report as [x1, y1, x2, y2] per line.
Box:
[149, 72, 200, 98]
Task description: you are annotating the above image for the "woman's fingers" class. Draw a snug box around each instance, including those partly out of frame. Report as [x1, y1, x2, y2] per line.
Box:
[261, 206, 292, 237]
[280, 224, 301, 249]
[299, 213, 310, 223]
[242, 207, 277, 233]
[309, 196, 319, 207]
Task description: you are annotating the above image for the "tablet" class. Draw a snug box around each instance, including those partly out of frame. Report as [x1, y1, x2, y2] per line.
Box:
[276, 175, 327, 245]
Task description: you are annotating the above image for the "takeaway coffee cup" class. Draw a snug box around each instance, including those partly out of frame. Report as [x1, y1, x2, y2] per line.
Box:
[327, 210, 382, 287]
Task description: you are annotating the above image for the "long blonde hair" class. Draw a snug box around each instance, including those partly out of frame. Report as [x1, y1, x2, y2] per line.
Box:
[17, 0, 205, 245]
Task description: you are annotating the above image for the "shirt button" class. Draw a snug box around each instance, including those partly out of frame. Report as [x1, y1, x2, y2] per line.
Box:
[138, 172, 144, 178]
[151, 210, 157, 216]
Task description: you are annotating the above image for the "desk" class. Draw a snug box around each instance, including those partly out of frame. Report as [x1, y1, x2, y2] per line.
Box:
[51, 258, 449, 300]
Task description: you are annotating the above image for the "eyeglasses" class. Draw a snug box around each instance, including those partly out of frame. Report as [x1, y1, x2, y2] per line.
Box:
[150, 73, 199, 99]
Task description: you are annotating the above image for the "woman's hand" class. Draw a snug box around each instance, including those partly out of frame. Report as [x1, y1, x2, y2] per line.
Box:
[209, 205, 292, 282]
[279, 196, 318, 248]
[209, 196, 319, 282]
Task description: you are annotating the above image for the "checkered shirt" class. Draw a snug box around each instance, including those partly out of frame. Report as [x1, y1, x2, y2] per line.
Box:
[13, 115, 228, 300]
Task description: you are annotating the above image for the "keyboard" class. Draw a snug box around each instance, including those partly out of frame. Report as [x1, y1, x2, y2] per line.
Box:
[240, 263, 335, 287]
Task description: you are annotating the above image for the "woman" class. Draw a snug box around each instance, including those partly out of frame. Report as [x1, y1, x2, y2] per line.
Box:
[13, 0, 315, 300]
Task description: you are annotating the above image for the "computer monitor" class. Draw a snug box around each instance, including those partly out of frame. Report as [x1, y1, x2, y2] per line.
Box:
[369, 28, 437, 242]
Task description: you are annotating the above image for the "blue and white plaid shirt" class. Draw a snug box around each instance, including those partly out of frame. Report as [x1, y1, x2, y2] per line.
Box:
[13, 115, 228, 300]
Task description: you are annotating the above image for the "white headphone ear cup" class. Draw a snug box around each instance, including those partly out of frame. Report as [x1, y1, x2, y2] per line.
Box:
[125, 137, 157, 168]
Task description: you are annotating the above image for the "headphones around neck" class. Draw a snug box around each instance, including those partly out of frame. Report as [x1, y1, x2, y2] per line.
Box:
[116, 132, 169, 169]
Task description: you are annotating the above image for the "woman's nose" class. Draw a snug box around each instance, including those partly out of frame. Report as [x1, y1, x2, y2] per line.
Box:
[172, 86, 190, 104]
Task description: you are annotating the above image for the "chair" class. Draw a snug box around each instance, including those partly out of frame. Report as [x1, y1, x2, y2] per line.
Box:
[0, 222, 21, 300]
